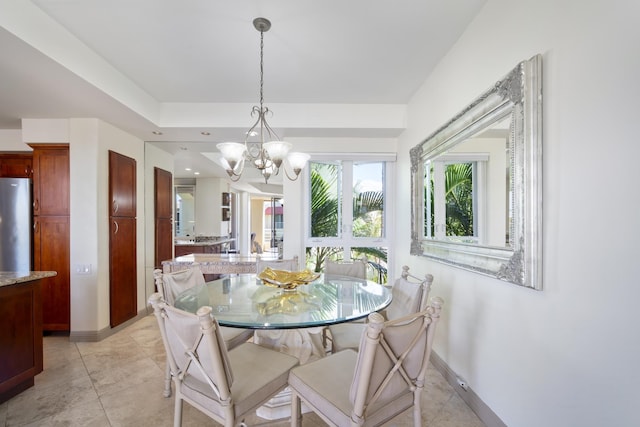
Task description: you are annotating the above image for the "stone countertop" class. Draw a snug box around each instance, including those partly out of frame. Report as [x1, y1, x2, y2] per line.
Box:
[0, 271, 57, 287]
[174, 238, 235, 246]
[161, 253, 279, 274]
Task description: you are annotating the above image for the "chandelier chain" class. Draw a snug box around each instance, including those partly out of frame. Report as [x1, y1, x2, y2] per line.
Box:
[259, 27, 264, 111]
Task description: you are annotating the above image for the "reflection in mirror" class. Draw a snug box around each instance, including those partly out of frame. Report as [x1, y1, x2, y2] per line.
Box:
[175, 185, 195, 237]
[425, 116, 512, 247]
[411, 55, 542, 289]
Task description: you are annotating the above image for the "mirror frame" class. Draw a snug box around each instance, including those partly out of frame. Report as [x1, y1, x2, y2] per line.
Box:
[410, 55, 542, 290]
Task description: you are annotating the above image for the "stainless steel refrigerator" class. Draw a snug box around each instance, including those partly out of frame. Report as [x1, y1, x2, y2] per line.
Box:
[0, 177, 32, 272]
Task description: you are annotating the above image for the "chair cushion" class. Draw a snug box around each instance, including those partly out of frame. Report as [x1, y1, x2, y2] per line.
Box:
[182, 342, 299, 419]
[162, 267, 205, 304]
[329, 322, 366, 353]
[325, 259, 366, 279]
[289, 349, 414, 426]
[220, 326, 253, 350]
[385, 277, 422, 320]
[289, 350, 358, 425]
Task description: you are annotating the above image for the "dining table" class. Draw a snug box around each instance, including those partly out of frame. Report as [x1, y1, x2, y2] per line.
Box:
[173, 272, 391, 419]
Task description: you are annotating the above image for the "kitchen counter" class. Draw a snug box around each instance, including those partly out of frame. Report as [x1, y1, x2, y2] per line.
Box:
[0, 270, 57, 403]
[174, 238, 235, 257]
[0, 270, 57, 287]
[162, 252, 279, 275]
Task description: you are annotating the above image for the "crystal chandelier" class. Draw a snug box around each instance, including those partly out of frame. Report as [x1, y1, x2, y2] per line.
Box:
[217, 17, 310, 184]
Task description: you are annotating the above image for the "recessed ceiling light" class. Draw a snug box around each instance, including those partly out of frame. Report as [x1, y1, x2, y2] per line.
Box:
[201, 131, 211, 136]
[194, 172, 200, 175]
[152, 131, 163, 135]
[185, 168, 192, 171]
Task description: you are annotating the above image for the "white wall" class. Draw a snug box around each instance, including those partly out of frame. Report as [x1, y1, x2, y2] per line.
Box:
[0, 129, 27, 150]
[395, 1, 640, 426]
[194, 177, 229, 236]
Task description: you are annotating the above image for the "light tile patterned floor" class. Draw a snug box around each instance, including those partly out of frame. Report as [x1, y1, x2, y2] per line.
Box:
[0, 315, 486, 426]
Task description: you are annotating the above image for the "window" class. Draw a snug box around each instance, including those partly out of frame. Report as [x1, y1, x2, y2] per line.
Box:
[304, 159, 393, 283]
[425, 153, 489, 244]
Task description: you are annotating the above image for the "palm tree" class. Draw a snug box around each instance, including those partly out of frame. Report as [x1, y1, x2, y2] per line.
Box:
[306, 164, 388, 282]
[307, 165, 340, 272]
[426, 162, 474, 237]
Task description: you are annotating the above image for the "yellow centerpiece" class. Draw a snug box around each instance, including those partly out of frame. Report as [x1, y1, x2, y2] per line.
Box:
[257, 267, 320, 290]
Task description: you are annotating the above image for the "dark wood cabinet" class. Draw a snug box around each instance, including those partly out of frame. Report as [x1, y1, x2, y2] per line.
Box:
[109, 217, 137, 327]
[28, 144, 70, 332]
[32, 146, 70, 216]
[0, 153, 33, 178]
[154, 167, 173, 268]
[109, 151, 136, 217]
[0, 278, 43, 403]
[33, 216, 70, 331]
[108, 150, 137, 328]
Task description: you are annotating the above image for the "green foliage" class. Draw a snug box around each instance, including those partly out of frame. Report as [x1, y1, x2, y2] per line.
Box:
[444, 163, 473, 236]
[307, 163, 388, 282]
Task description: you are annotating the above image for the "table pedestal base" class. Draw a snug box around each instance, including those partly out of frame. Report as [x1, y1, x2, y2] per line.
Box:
[253, 328, 324, 420]
[256, 387, 311, 420]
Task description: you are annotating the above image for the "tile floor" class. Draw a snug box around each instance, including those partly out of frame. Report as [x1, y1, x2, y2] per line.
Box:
[0, 315, 486, 426]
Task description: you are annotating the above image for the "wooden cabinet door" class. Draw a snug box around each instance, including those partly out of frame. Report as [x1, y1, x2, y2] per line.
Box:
[154, 167, 173, 219]
[0, 153, 33, 178]
[33, 216, 70, 331]
[109, 217, 137, 327]
[154, 167, 173, 268]
[31, 145, 69, 216]
[108, 151, 136, 217]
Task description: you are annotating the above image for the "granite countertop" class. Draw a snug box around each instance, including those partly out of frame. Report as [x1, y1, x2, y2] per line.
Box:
[0, 271, 57, 287]
[174, 238, 235, 246]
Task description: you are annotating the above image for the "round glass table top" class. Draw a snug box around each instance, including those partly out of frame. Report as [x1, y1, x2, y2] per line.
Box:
[173, 274, 392, 329]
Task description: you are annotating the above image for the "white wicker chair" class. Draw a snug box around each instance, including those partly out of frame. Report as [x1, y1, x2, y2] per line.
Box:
[324, 255, 367, 279]
[329, 265, 434, 353]
[153, 266, 253, 397]
[289, 298, 443, 427]
[149, 294, 299, 427]
[255, 255, 299, 273]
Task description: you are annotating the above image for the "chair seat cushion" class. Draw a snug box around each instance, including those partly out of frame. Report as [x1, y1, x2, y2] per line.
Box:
[289, 350, 357, 425]
[329, 322, 366, 352]
[182, 342, 299, 419]
[221, 327, 253, 350]
[289, 349, 415, 426]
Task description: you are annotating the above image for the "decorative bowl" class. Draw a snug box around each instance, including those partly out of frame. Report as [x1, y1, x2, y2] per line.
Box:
[257, 268, 320, 290]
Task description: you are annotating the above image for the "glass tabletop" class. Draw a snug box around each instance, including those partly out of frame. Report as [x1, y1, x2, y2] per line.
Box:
[173, 274, 392, 329]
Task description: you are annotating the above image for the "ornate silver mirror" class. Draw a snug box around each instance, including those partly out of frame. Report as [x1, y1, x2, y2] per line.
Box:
[410, 55, 542, 289]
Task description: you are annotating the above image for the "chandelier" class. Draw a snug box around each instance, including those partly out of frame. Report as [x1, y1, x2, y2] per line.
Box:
[217, 17, 310, 184]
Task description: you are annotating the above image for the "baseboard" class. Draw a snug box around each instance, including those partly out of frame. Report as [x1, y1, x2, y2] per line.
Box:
[430, 352, 507, 427]
[69, 308, 150, 342]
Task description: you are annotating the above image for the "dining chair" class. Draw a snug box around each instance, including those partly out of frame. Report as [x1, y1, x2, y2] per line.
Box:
[148, 294, 300, 427]
[328, 265, 434, 353]
[153, 267, 254, 397]
[255, 255, 299, 273]
[322, 256, 368, 349]
[324, 255, 368, 279]
[289, 297, 443, 427]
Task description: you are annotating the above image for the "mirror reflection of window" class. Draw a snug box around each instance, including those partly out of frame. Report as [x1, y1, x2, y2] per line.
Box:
[423, 115, 512, 248]
[175, 185, 195, 237]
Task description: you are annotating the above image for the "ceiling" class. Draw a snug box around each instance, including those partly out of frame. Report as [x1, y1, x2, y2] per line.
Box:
[0, 0, 485, 182]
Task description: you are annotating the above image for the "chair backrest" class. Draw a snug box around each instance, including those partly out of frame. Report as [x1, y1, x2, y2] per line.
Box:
[385, 265, 433, 320]
[349, 297, 443, 422]
[325, 255, 367, 279]
[153, 263, 205, 305]
[256, 255, 299, 273]
[149, 293, 234, 403]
